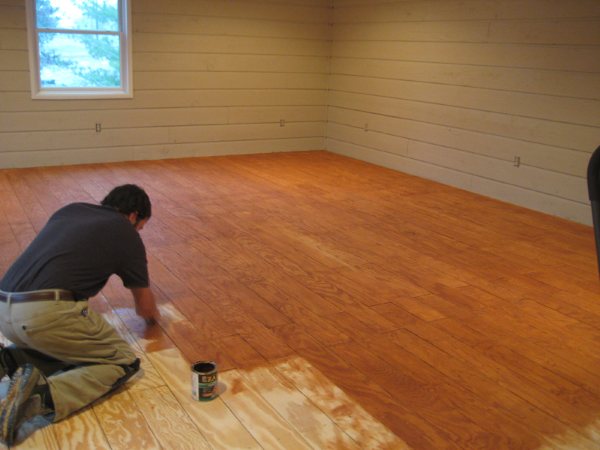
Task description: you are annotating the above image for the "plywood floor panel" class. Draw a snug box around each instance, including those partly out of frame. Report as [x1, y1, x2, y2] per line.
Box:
[147, 348, 261, 450]
[0, 151, 598, 449]
[92, 390, 161, 450]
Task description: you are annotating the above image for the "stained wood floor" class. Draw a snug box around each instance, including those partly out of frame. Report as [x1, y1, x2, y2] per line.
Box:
[0, 150, 598, 449]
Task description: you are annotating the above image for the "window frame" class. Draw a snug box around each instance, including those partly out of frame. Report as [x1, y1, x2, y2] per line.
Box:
[25, 0, 133, 100]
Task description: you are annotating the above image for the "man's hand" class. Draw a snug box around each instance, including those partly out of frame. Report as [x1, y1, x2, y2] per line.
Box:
[131, 287, 160, 324]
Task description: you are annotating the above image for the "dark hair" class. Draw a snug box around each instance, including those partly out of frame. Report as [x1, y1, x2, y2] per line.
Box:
[101, 184, 152, 220]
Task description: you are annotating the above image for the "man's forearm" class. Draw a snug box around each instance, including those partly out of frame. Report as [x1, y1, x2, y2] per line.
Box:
[130, 287, 160, 321]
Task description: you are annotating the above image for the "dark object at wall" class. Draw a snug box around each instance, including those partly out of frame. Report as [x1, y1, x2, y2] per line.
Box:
[587, 145, 600, 277]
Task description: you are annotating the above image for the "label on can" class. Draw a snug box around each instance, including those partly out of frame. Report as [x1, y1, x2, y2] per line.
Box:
[191, 361, 218, 401]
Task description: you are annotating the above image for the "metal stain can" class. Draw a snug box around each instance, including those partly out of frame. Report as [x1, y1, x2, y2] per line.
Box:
[191, 361, 218, 401]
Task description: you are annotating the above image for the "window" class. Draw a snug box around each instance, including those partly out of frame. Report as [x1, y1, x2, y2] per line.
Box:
[26, 0, 133, 99]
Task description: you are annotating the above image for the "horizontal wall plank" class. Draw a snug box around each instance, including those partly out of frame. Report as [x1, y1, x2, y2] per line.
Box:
[489, 19, 600, 45]
[135, 53, 329, 73]
[328, 91, 599, 152]
[1, 122, 325, 152]
[134, 14, 331, 40]
[229, 106, 327, 125]
[0, 108, 228, 132]
[333, 0, 600, 22]
[329, 74, 600, 124]
[330, 41, 600, 72]
[0, 106, 327, 132]
[0, 1, 23, 7]
[0, 89, 327, 112]
[333, 20, 600, 45]
[334, 21, 491, 43]
[0, 70, 28, 91]
[169, 122, 326, 145]
[0, 29, 26, 49]
[0, 138, 325, 168]
[0, 49, 27, 70]
[0, 5, 23, 29]
[134, 72, 328, 90]
[327, 106, 589, 177]
[2, 127, 171, 152]
[330, 58, 600, 102]
[134, 34, 332, 56]
[133, 0, 332, 23]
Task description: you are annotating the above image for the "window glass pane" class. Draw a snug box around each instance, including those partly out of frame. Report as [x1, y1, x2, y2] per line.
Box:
[36, 0, 119, 32]
[39, 32, 121, 88]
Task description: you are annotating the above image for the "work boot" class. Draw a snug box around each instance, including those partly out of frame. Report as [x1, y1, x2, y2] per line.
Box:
[0, 364, 53, 446]
[0, 344, 18, 380]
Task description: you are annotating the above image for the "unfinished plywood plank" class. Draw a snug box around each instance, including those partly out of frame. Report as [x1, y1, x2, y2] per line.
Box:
[93, 389, 160, 450]
[11, 424, 59, 450]
[275, 356, 409, 450]
[132, 385, 211, 450]
[125, 352, 166, 392]
[240, 364, 362, 449]
[219, 369, 314, 449]
[51, 408, 111, 450]
[147, 347, 261, 450]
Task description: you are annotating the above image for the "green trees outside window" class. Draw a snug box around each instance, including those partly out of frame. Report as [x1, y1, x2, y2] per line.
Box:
[27, 0, 132, 98]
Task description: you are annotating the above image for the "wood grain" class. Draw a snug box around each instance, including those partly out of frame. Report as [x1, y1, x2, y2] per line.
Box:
[0, 151, 598, 449]
[240, 364, 361, 450]
[132, 386, 211, 450]
[92, 390, 160, 450]
[218, 369, 313, 449]
[147, 348, 261, 450]
[275, 356, 409, 450]
[51, 408, 111, 450]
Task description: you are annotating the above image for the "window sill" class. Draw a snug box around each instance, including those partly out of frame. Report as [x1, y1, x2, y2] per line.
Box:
[32, 89, 133, 100]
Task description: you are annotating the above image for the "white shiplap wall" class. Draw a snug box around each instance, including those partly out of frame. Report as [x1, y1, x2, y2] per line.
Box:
[0, 0, 331, 167]
[327, 0, 600, 225]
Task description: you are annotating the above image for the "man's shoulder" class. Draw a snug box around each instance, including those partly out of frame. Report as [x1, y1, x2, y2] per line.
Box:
[50, 202, 143, 245]
[55, 202, 118, 218]
[51, 203, 132, 231]
[55, 202, 98, 214]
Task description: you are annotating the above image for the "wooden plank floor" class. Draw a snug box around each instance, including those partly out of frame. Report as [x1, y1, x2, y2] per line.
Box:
[0, 150, 598, 449]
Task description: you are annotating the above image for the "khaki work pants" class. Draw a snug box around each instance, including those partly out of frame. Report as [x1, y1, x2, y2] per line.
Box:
[0, 292, 137, 421]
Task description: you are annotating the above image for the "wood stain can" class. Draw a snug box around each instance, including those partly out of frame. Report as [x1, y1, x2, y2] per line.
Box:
[191, 361, 218, 401]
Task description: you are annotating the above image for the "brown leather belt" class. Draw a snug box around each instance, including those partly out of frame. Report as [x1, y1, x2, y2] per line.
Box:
[0, 289, 76, 303]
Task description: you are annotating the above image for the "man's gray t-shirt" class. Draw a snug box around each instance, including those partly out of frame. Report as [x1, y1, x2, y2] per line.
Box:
[0, 203, 149, 299]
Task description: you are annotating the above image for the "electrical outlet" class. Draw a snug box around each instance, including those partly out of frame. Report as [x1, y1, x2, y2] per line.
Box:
[280, 119, 285, 127]
[95, 123, 102, 133]
[513, 156, 521, 167]
[364, 123, 369, 132]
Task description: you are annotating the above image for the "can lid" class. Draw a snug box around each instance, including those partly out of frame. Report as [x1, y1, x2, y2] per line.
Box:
[192, 361, 217, 373]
